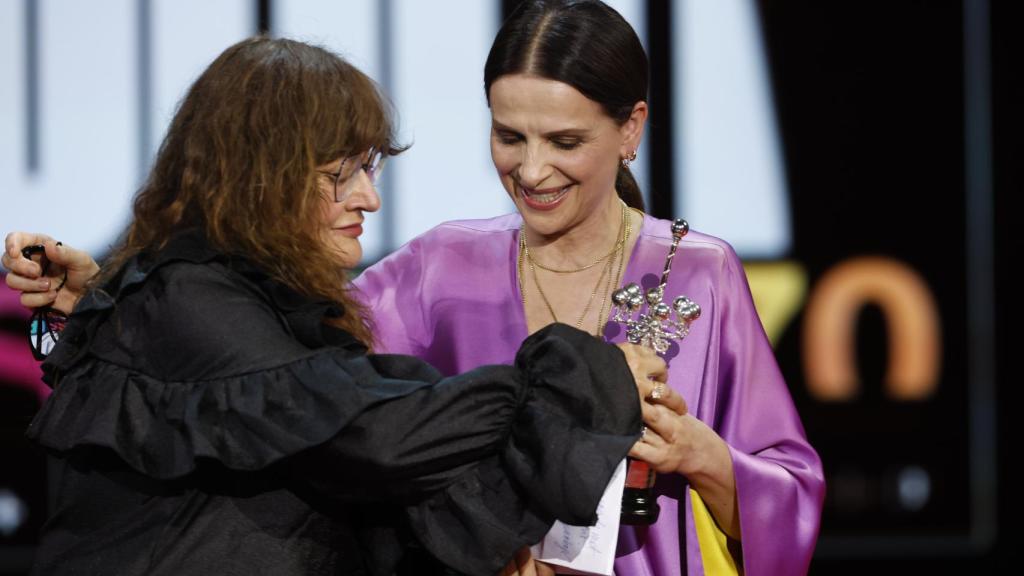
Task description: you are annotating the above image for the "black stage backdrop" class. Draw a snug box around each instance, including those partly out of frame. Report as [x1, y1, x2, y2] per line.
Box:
[758, 1, 1019, 571]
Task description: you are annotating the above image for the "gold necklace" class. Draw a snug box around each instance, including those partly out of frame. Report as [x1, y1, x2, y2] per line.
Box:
[523, 206, 627, 274]
[595, 210, 632, 335]
[518, 202, 631, 335]
[526, 244, 615, 274]
[528, 242, 612, 329]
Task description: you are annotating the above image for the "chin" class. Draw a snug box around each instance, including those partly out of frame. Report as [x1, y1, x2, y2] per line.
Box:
[339, 251, 361, 269]
[329, 242, 361, 269]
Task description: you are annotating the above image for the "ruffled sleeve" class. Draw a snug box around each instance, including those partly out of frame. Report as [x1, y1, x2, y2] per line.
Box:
[26, 260, 438, 479]
[407, 324, 642, 574]
[290, 323, 641, 575]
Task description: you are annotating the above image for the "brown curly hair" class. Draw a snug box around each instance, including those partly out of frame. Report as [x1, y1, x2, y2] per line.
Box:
[96, 36, 403, 347]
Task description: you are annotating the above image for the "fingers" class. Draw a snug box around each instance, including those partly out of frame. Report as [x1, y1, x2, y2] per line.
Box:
[5, 231, 54, 260]
[21, 289, 59, 310]
[43, 240, 92, 273]
[3, 233, 63, 310]
[3, 252, 58, 310]
[498, 547, 534, 576]
[617, 343, 668, 390]
[629, 437, 652, 460]
[1, 248, 43, 279]
[617, 343, 687, 417]
[499, 558, 520, 576]
[516, 547, 535, 576]
[639, 398, 658, 423]
[620, 343, 665, 374]
[2, 232, 62, 278]
[536, 562, 556, 576]
[635, 377, 657, 399]
[646, 354, 668, 383]
[648, 382, 687, 416]
[641, 403, 682, 438]
[2, 233, 96, 314]
[5, 269, 52, 293]
[631, 408, 680, 473]
[621, 341, 658, 359]
[639, 402, 674, 440]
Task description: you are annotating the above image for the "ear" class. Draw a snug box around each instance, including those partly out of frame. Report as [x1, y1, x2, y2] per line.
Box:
[619, 101, 648, 157]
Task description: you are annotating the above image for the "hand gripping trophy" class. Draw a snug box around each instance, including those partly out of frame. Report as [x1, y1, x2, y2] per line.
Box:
[612, 219, 701, 525]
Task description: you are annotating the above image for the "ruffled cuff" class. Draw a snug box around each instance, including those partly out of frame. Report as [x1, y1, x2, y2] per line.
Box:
[406, 323, 642, 575]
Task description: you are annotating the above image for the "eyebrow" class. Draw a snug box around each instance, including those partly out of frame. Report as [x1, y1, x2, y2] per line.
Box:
[320, 150, 369, 174]
[491, 120, 590, 138]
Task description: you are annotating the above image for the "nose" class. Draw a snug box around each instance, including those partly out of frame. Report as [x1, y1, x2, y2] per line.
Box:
[344, 170, 381, 213]
[517, 143, 551, 189]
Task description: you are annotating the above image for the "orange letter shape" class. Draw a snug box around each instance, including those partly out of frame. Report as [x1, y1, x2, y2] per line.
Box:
[803, 256, 940, 401]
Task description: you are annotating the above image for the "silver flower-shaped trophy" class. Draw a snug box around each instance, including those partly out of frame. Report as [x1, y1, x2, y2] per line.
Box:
[611, 219, 701, 353]
[614, 218, 700, 525]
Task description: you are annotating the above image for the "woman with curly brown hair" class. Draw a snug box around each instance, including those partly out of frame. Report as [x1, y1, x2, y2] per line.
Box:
[1, 36, 674, 576]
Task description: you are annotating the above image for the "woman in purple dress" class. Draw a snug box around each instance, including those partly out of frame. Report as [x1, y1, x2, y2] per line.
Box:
[355, 2, 824, 574]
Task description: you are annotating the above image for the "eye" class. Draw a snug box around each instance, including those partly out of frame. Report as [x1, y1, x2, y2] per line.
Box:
[494, 130, 523, 145]
[337, 159, 363, 180]
[551, 139, 581, 151]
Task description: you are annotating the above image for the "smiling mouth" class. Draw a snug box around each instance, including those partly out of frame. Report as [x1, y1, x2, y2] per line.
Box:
[519, 183, 571, 205]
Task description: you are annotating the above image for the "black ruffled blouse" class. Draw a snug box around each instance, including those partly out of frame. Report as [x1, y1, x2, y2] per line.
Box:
[26, 231, 642, 575]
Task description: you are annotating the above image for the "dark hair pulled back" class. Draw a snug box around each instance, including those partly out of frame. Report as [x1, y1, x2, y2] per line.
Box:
[484, 0, 648, 210]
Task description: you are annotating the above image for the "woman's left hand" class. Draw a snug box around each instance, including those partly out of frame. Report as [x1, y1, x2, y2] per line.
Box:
[629, 388, 741, 539]
[629, 401, 720, 477]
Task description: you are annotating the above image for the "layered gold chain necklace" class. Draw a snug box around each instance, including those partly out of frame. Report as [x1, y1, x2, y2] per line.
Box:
[518, 201, 632, 336]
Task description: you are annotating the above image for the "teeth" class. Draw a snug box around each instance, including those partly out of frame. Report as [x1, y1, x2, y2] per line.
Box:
[523, 185, 569, 204]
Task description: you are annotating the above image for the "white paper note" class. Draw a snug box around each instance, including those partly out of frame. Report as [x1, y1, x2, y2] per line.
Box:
[530, 459, 626, 576]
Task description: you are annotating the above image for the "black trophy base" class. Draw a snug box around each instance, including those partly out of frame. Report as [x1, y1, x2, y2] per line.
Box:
[621, 487, 661, 525]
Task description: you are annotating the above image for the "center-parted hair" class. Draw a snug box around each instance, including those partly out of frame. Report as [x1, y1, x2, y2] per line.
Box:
[484, 0, 649, 210]
[99, 37, 404, 346]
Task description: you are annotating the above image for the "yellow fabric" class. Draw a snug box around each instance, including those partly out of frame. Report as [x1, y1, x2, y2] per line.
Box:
[690, 488, 741, 575]
[743, 260, 808, 346]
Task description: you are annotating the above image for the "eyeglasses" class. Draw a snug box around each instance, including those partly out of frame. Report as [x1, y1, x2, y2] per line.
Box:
[22, 244, 69, 361]
[319, 147, 387, 203]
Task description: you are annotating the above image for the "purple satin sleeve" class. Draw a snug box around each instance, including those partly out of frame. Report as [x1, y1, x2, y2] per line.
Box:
[713, 243, 824, 575]
[354, 216, 531, 374]
[353, 236, 429, 358]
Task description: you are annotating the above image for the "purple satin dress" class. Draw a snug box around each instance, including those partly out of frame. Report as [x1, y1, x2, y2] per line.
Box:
[354, 213, 825, 575]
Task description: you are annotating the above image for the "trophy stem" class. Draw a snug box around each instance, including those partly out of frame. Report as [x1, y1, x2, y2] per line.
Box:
[616, 218, 693, 525]
[656, 219, 689, 300]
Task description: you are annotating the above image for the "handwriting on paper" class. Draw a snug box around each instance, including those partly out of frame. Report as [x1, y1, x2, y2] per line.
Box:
[531, 459, 626, 576]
